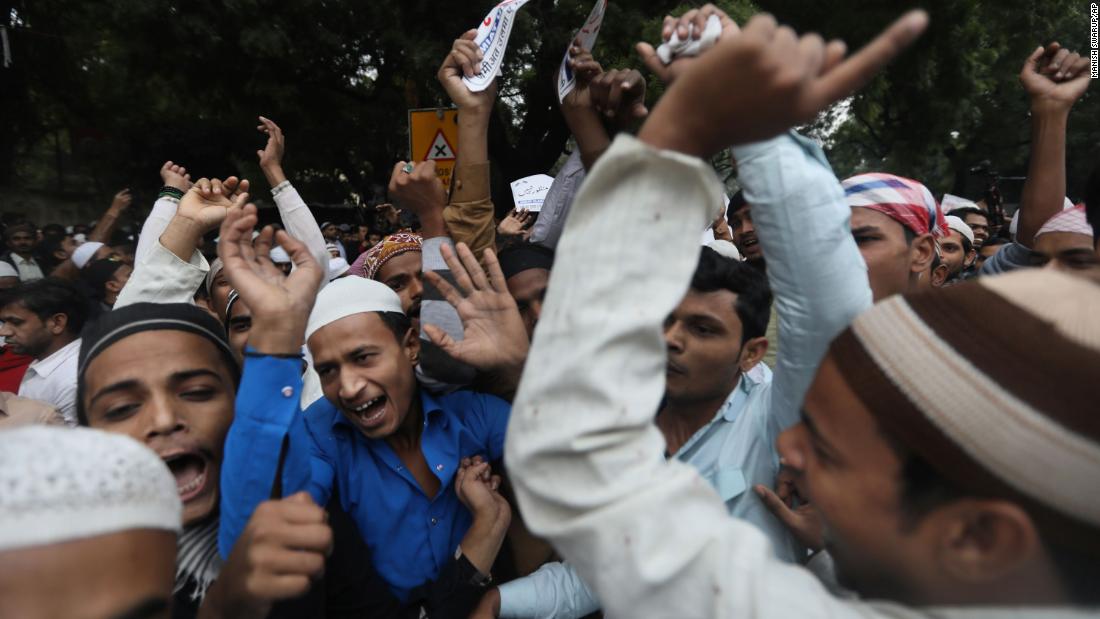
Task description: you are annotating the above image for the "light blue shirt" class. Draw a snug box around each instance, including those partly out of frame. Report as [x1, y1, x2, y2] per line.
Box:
[499, 365, 807, 619]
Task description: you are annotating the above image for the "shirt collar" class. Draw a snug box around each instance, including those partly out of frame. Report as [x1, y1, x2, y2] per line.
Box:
[15, 255, 37, 266]
[28, 338, 80, 377]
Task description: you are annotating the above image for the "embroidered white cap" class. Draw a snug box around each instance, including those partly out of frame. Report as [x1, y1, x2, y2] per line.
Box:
[0, 426, 181, 551]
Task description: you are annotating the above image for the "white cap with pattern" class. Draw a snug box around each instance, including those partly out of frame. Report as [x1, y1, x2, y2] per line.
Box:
[0, 426, 182, 551]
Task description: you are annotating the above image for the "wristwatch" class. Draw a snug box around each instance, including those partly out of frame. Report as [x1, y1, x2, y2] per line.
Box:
[454, 545, 493, 587]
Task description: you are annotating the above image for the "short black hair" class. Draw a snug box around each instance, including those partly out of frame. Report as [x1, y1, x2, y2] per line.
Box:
[4, 222, 36, 241]
[41, 223, 66, 239]
[377, 311, 412, 345]
[689, 246, 772, 343]
[1, 278, 89, 335]
[728, 190, 747, 213]
[947, 207, 988, 222]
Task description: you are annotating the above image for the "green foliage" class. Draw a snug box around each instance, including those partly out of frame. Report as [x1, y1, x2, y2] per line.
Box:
[767, 0, 1099, 201]
[1, 0, 1097, 220]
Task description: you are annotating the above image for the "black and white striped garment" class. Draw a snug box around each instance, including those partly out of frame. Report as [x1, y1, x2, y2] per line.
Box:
[174, 516, 222, 603]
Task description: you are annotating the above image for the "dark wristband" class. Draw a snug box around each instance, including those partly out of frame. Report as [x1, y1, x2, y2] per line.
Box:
[158, 186, 185, 200]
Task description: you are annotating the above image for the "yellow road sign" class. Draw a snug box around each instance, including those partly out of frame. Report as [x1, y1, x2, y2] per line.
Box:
[409, 108, 459, 189]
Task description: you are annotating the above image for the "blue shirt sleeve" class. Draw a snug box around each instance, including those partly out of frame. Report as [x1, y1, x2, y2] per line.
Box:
[453, 391, 510, 461]
[218, 352, 334, 559]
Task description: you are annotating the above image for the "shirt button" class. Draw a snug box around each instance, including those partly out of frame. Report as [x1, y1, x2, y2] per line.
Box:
[436, 464, 444, 471]
[281, 386, 294, 398]
[431, 518, 438, 526]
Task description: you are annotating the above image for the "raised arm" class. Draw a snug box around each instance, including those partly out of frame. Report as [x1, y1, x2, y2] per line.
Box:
[135, 162, 192, 263]
[87, 188, 133, 243]
[438, 30, 497, 260]
[388, 159, 477, 387]
[256, 116, 331, 281]
[507, 10, 927, 618]
[49, 188, 136, 280]
[1015, 43, 1092, 247]
[115, 177, 248, 308]
[215, 202, 329, 557]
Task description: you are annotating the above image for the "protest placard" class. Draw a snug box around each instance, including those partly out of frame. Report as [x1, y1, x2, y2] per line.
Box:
[557, 0, 608, 102]
[463, 0, 532, 93]
[510, 174, 555, 212]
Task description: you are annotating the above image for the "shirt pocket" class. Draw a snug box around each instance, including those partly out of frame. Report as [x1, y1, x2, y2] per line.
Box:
[709, 467, 748, 502]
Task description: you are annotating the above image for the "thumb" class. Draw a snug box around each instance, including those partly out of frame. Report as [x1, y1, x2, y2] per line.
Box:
[286, 491, 315, 505]
[755, 484, 799, 527]
[1022, 45, 1045, 75]
[422, 324, 460, 357]
[809, 9, 928, 109]
[636, 42, 668, 80]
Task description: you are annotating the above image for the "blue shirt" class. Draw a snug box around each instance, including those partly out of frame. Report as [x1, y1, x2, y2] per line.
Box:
[219, 353, 511, 601]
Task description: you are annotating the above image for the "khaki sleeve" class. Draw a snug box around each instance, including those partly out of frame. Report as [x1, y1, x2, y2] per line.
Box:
[445, 161, 497, 262]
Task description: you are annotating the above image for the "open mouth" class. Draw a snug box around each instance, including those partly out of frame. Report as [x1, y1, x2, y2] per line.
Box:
[741, 237, 759, 251]
[163, 453, 209, 502]
[408, 302, 422, 319]
[348, 394, 388, 428]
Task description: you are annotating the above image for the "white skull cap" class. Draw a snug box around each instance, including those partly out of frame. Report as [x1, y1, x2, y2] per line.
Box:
[0, 426, 181, 551]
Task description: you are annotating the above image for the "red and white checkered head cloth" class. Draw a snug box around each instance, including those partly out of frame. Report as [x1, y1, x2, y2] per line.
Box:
[1036, 204, 1093, 240]
[842, 173, 948, 239]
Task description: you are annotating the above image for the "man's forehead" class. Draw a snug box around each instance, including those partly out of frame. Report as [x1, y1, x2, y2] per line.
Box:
[85, 331, 232, 383]
[804, 355, 887, 450]
[377, 251, 422, 278]
[677, 288, 740, 322]
[308, 312, 394, 358]
[506, 268, 549, 298]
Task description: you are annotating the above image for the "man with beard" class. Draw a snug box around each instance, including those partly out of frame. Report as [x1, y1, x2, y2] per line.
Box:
[1, 223, 45, 281]
[727, 191, 764, 268]
[509, 8, 1100, 618]
[352, 232, 424, 327]
[1, 278, 88, 425]
[0, 425, 180, 619]
[938, 216, 976, 283]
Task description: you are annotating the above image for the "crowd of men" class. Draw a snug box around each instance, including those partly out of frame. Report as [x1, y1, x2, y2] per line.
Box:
[1, 5, 1098, 619]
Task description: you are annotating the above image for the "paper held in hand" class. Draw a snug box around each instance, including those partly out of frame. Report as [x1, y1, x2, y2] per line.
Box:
[463, 0, 533, 93]
[557, 0, 608, 102]
[510, 174, 555, 212]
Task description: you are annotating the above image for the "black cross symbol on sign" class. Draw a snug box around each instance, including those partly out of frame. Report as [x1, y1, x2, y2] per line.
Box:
[434, 144, 448, 157]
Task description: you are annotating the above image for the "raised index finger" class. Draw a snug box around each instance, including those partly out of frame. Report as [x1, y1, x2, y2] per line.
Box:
[808, 10, 928, 112]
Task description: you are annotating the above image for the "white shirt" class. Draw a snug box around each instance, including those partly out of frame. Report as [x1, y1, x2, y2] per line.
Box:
[12, 254, 44, 281]
[505, 134, 1085, 619]
[19, 338, 81, 426]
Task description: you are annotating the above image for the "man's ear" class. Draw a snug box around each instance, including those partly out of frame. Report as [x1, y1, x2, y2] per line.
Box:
[738, 336, 768, 373]
[931, 263, 949, 287]
[910, 234, 936, 274]
[964, 248, 977, 269]
[931, 499, 1041, 584]
[45, 312, 69, 336]
[403, 327, 421, 367]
